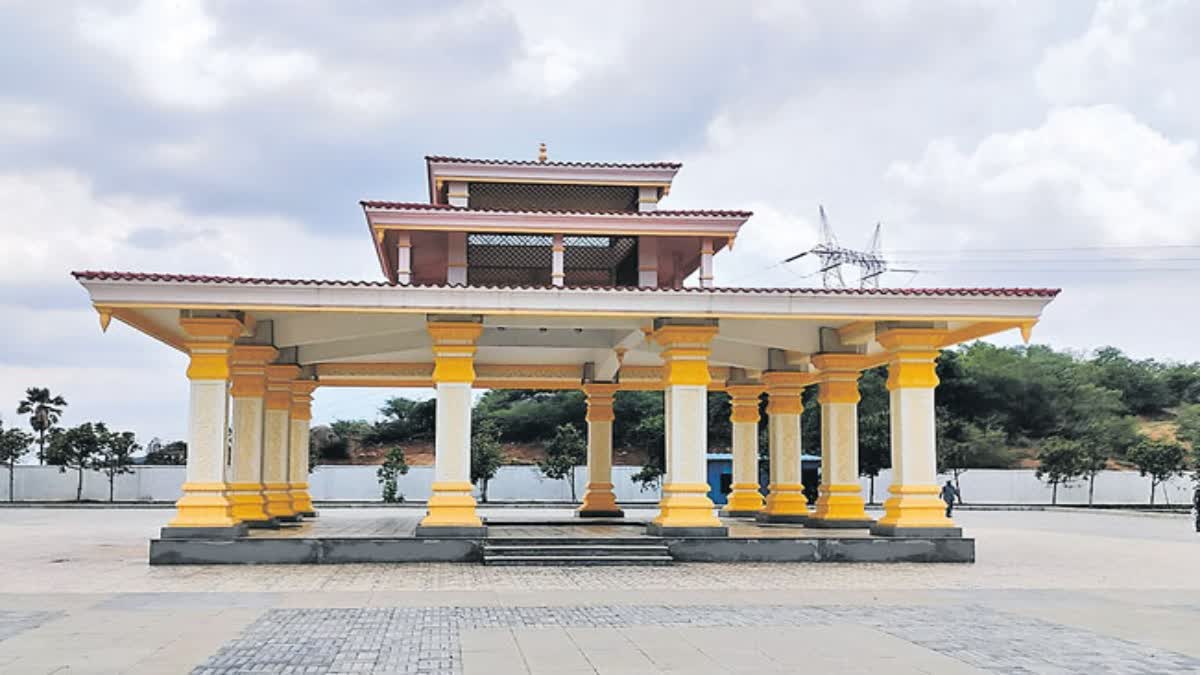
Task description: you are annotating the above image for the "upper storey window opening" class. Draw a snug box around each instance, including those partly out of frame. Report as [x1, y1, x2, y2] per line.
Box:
[466, 182, 639, 212]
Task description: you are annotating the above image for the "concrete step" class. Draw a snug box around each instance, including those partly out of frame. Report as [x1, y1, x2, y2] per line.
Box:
[484, 555, 673, 567]
[484, 544, 670, 557]
[485, 537, 660, 546]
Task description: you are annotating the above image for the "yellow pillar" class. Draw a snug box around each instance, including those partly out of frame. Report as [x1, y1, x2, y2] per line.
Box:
[417, 320, 486, 536]
[648, 322, 726, 536]
[263, 364, 299, 520]
[809, 353, 874, 528]
[871, 328, 961, 537]
[722, 384, 764, 517]
[288, 380, 319, 517]
[163, 317, 244, 538]
[227, 345, 277, 527]
[579, 382, 623, 517]
[759, 371, 816, 523]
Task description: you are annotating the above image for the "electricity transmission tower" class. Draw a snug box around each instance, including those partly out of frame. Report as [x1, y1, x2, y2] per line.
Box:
[784, 206, 909, 288]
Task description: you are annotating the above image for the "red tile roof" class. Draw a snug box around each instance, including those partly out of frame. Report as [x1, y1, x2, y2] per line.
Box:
[426, 155, 681, 170]
[71, 271, 1061, 298]
[360, 201, 752, 218]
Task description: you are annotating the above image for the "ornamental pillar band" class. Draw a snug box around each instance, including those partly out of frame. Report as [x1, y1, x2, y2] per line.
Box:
[759, 371, 815, 523]
[871, 328, 962, 537]
[289, 380, 319, 517]
[227, 345, 278, 528]
[579, 382, 622, 518]
[722, 384, 764, 517]
[418, 320, 486, 536]
[163, 317, 245, 539]
[263, 364, 299, 520]
[809, 353, 874, 528]
[648, 321, 726, 537]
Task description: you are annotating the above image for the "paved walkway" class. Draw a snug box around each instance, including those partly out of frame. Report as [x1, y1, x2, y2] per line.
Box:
[0, 507, 1197, 673]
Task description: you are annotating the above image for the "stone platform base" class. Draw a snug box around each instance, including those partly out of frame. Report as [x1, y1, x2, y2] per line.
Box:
[300, 511, 319, 518]
[148, 533, 974, 565]
[720, 510, 762, 518]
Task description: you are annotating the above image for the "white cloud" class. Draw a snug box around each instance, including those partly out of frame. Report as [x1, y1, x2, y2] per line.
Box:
[885, 105, 1200, 248]
[0, 101, 67, 144]
[76, 1, 318, 110]
[0, 168, 373, 287]
[1035, 0, 1200, 133]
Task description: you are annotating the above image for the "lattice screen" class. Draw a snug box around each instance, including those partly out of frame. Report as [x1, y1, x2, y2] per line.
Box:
[465, 233, 639, 287]
[469, 182, 638, 212]
[564, 236, 637, 286]
[467, 233, 552, 286]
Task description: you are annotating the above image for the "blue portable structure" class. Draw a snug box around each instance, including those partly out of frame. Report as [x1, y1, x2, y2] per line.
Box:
[706, 452, 822, 505]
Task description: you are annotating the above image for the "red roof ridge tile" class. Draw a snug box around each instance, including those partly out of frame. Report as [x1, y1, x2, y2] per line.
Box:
[359, 201, 753, 218]
[425, 155, 681, 170]
[71, 271, 1061, 298]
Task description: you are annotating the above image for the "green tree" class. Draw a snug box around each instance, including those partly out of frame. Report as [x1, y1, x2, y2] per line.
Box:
[1035, 437, 1084, 505]
[46, 422, 104, 502]
[627, 412, 665, 491]
[375, 447, 409, 503]
[539, 423, 586, 501]
[470, 419, 504, 502]
[16, 387, 67, 465]
[144, 440, 186, 465]
[1127, 438, 1189, 505]
[1087, 347, 1173, 416]
[1175, 404, 1200, 451]
[92, 428, 139, 502]
[367, 397, 437, 446]
[0, 420, 33, 502]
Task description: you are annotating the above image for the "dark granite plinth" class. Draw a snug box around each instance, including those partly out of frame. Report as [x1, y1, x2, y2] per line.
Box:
[720, 510, 762, 518]
[869, 524, 963, 538]
[414, 525, 488, 538]
[805, 517, 876, 529]
[159, 523, 248, 540]
[244, 518, 281, 530]
[645, 523, 727, 538]
[577, 510, 625, 518]
[755, 513, 809, 524]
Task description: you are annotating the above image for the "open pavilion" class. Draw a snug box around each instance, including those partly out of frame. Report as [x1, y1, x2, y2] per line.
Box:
[73, 148, 1057, 564]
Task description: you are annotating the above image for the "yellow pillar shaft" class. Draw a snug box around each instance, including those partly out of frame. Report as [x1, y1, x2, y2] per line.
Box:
[168, 317, 242, 531]
[227, 345, 276, 525]
[263, 364, 299, 519]
[650, 323, 724, 534]
[760, 371, 815, 522]
[810, 354, 873, 527]
[723, 385, 763, 515]
[872, 329, 959, 536]
[579, 383, 622, 517]
[420, 321, 485, 533]
[288, 381, 318, 517]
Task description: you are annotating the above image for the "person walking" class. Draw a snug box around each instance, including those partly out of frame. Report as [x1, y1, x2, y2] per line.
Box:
[941, 480, 960, 518]
[1192, 484, 1199, 533]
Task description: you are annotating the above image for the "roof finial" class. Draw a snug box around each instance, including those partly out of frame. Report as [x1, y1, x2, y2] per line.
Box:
[537, 142, 548, 163]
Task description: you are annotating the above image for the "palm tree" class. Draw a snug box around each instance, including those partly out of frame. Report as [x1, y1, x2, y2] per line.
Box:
[17, 388, 68, 465]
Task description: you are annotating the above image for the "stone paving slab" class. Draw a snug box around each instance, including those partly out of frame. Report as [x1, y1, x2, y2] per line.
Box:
[193, 604, 1200, 674]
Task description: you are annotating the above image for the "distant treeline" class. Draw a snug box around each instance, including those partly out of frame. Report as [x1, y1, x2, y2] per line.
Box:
[322, 343, 1200, 492]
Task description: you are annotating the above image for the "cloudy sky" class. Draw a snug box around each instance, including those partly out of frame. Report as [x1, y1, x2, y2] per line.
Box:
[3, 0, 1199, 443]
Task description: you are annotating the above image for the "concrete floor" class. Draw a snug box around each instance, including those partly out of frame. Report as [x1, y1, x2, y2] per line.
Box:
[0, 507, 1198, 673]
